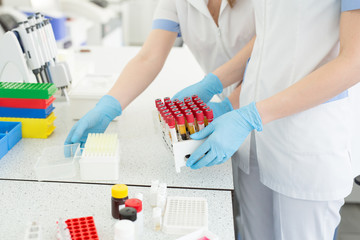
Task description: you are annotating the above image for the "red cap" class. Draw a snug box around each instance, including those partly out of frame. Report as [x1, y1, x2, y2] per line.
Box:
[184, 99, 191, 104]
[171, 107, 179, 113]
[155, 98, 162, 103]
[179, 103, 186, 108]
[157, 103, 165, 109]
[184, 96, 191, 100]
[125, 198, 142, 212]
[199, 103, 207, 109]
[205, 109, 213, 120]
[170, 105, 177, 109]
[173, 98, 179, 103]
[176, 114, 185, 124]
[189, 104, 197, 110]
[164, 113, 172, 122]
[159, 106, 167, 113]
[176, 101, 184, 106]
[195, 100, 203, 105]
[185, 112, 194, 123]
[168, 103, 175, 107]
[174, 111, 181, 115]
[191, 95, 198, 101]
[192, 107, 200, 114]
[195, 110, 204, 122]
[202, 106, 210, 111]
[167, 115, 176, 128]
[186, 101, 194, 106]
[164, 100, 172, 106]
[164, 97, 170, 101]
[180, 106, 188, 113]
[184, 109, 192, 114]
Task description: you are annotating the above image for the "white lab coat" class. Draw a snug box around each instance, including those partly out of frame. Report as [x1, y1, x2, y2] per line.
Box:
[237, 0, 355, 201]
[153, 0, 255, 99]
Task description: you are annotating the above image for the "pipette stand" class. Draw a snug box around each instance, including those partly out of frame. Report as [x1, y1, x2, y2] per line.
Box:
[0, 31, 32, 83]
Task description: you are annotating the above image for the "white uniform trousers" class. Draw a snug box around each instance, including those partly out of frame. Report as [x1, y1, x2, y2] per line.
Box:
[237, 134, 345, 240]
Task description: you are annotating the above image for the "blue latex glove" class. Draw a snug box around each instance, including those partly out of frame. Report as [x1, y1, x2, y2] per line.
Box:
[172, 73, 223, 103]
[65, 95, 122, 145]
[207, 97, 233, 119]
[187, 102, 262, 169]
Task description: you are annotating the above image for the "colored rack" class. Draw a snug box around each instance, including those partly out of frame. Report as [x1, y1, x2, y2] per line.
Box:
[65, 216, 99, 240]
[0, 113, 56, 138]
[0, 104, 55, 118]
[0, 82, 57, 99]
[0, 96, 55, 109]
[0, 121, 22, 159]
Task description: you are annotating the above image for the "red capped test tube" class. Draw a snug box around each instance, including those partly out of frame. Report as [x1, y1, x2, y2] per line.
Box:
[195, 110, 204, 131]
[185, 112, 196, 135]
[176, 114, 188, 140]
[167, 115, 178, 143]
[204, 109, 214, 126]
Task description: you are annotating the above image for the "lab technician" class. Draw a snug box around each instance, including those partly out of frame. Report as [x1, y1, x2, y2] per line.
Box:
[175, 1, 360, 239]
[65, 0, 255, 144]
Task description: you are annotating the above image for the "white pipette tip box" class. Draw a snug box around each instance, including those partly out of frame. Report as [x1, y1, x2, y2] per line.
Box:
[79, 133, 120, 180]
[162, 196, 208, 235]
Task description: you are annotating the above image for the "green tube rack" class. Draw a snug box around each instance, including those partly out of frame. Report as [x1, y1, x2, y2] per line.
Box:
[0, 82, 57, 99]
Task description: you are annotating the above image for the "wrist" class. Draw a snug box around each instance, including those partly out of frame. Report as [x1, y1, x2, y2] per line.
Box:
[98, 95, 123, 118]
[206, 73, 224, 94]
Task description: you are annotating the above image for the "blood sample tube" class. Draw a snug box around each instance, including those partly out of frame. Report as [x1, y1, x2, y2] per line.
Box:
[179, 103, 186, 108]
[167, 115, 178, 143]
[176, 114, 187, 140]
[195, 99, 203, 105]
[184, 96, 191, 101]
[186, 101, 194, 107]
[204, 109, 214, 126]
[164, 97, 170, 101]
[170, 105, 177, 111]
[199, 103, 207, 110]
[170, 108, 179, 114]
[202, 106, 210, 112]
[189, 104, 197, 113]
[191, 95, 198, 101]
[155, 98, 162, 105]
[185, 112, 196, 135]
[174, 111, 181, 116]
[184, 98, 191, 105]
[180, 106, 188, 113]
[177, 100, 184, 106]
[159, 106, 167, 122]
[195, 110, 205, 131]
[164, 99, 172, 107]
[173, 98, 180, 104]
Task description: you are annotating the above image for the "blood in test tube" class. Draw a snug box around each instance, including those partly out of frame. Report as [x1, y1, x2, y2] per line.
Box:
[195, 110, 205, 131]
[167, 115, 178, 143]
[176, 114, 188, 140]
[204, 109, 214, 126]
[185, 112, 196, 135]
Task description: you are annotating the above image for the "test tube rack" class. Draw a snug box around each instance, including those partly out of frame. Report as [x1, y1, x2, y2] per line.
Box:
[79, 133, 120, 180]
[0, 82, 57, 138]
[155, 96, 211, 173]
[162, 196, 208, 235]
[64, 216, 99, 240]
[0, 121, 21, 159]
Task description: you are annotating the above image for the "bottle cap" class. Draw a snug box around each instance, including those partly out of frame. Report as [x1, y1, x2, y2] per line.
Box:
[112, 184, 128, 199]
[184, 99, 191, 104]
[176, 114, 185, 124]
[195, 99, 203, 105]
[114, 220, 135, 238]
[171, 107, 179, 113]
[185, 112, 194, 123]
[174, 111, 181, 115]
[192, 107, 200, 114]
[205, 109, 214, 120]
[202, 106, 210, 111]
[125, 198, 143, 213]
[184, 96, 191, 100]
[167, 115, 176, 128]
[170, 105, 177, 110]
[155, 98, 162, 104]
[157, 103, 165, 109]
[172, 98, 179, 103]
[195, 110, 204, 122]
[199, 103, 207, 109]
[184, 109, 192, 114]
[164, 97, 170, 101]
[168, 103, 175, 107]
[180, 106, 188, 113]
[164, 99, 171, 106]
[176, 101, 184, 106]
[119, 207, 137, 221]
[186, 101, 194, 106]
[164, 113, 172, 122]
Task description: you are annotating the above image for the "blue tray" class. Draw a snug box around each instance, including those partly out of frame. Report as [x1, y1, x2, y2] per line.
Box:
[0, 104, 55, 118]
[0, 134, 7, 159]
[0, 121, 22, 150]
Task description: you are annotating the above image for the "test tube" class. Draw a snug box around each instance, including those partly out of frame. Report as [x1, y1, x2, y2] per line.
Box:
[185, 112, 196, 135]
[189, 104, 197, 113]
[159, 106, 167, 122]
[170, 107, 179, 114]
[202, 106, 210, 112]
[180, 106, 188, 113]
[179, 103, 186, 108]
[199, 103, 207, 110]
[176, 100, 184, 106]
[164, 99, 172, 107]
[155, 98, 162, 105]
[173, 98, 180, 104]
[176, 114, 188, 140]
[191, 95, 198, 101]
[204, 109, 214, 126]
[186, 101, 195, 107]
[167, 115, 178, 143]
[195, 110, 205, 131]
[170, 105, 177, 111]
[184, 99, 191, 105]
[164, 97, 170, 101]
[195, 99, 203, 105]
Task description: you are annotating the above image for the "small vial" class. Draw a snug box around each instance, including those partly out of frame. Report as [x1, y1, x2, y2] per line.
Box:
[164, 99, 171, 106]
[170, 105, 177, 111]
[185, 112, 196, 135]
[173, 111, 181, 116]
[111, 184, 129, 219]
[168, 102, 175, 108]
[152, 207, 162, 231]
[199, 103, 207, 110]
[176, 100, 184, 106]
[176, 114, 188, 140]
[125, 199, 143, 238]
[114, 220, 135, 240]
[179, 103, 186, 108]
[204, 109, 214, 126]
[167, 115, 178, 143]
[184, 96, 191, 101]
[202, 106, 210, 111]
[164, 97, 171, 101]
[196, 99, 204, 105]
[172, 98, 180, 104]
[155, 98, 162, 106]
[186, 101, 195, 107]
[189, 104, 197, 113]
[180, 106, 188, 113]
[195, 110, 205, 131]
[184, 98, 191, 105]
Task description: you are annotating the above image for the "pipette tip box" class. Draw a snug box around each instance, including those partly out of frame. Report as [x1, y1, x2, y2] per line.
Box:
[79, 133, 120, 180]
[162, 196, 208, 235]
[0, 82, 57, 99]
[0, 121, 22, 159]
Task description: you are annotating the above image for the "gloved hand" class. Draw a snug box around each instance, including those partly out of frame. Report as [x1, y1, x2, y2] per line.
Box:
[187, 102, 262, 169]
[207, 97, 233, 119]
[172, 73, 223, 103]
[65, 95, 122, 145]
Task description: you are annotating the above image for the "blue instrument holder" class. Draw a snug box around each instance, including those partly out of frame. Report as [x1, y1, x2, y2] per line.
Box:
[0, 104, 55, 118]
[0, 121, 22, 159]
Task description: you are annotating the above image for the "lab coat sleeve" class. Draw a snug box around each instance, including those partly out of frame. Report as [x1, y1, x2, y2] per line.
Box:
[341, 0, 360, 12]
[152, 0, 181, 37]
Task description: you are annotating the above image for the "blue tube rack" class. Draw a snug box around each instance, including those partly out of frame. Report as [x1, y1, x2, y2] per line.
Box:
[0, 104, 55, 118]
[0, 121, 22, 159]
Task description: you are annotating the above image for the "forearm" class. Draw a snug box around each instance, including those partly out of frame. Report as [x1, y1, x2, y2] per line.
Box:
[108, 54, 164, 110]
[257, 55, 360, 124]
[228, 84, 241, 109]
[213, 36, 256, 88]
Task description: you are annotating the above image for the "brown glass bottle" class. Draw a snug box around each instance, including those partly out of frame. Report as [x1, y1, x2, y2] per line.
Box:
[111, 184, 129, 219]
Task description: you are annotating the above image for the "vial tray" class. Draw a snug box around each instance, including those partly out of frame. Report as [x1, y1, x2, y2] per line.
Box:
[0, 82, 57, 99]
[0, 121, 21, 152]
[0, 112, 56, 138]
[65, 216, 99, 240]
[0, 104, 55, 118]
[163, 196, 208, 235]
[0, 96, 55, 109]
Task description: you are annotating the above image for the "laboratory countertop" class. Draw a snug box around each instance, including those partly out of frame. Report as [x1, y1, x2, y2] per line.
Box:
[0, 46, 234, 191]
[0, 180, 235, 239]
